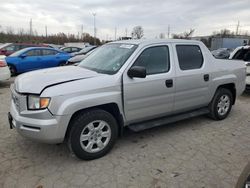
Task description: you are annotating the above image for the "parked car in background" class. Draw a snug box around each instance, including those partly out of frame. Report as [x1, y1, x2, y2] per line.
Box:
[9, 39, 246, 160]
[0, 55, 11, 81]
[211, 48, 233, 59]
[0, 43, 49, 56]
[6, 47, 71, 75]
[71, 46, 97, 56]
[67, 47, 97, 65]
[60, 46, 82, 54]
[229, 46, 250, 90]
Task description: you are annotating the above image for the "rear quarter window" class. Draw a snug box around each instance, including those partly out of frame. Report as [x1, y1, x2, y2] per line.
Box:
[176, 45, 204, 70]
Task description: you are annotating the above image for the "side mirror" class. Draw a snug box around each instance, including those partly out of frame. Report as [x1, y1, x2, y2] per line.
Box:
[127, 66, 146, 78]
[20, 54, 27, 58]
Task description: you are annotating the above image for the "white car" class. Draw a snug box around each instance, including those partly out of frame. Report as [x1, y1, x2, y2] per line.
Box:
[229, 46, 250, 89]
[0, 55, 11, 81]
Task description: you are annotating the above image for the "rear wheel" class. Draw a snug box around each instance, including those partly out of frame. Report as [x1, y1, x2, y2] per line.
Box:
[208, 88, 233, 120]
[68, 109, 118, 160]
[8, 65, 17, 76]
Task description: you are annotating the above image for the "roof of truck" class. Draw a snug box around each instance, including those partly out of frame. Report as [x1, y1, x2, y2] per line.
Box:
[111, 39, 201, 46]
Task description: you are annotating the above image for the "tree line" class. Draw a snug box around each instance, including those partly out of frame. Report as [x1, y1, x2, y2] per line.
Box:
[0, 28, 101, 45]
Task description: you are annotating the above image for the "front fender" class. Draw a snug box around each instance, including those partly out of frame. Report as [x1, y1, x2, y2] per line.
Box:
[49, 91, 123, 117]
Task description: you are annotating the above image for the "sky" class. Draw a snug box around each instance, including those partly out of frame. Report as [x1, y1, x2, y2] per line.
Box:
[0, 0, 250, 40]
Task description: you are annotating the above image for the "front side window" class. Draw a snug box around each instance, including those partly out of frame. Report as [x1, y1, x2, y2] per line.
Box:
[72, 47, 80, 52]
[26, 50, 41, 56]
[133, 46, 170, 75]
[176, 45, 203, 70]
[79, 43, 137, 74]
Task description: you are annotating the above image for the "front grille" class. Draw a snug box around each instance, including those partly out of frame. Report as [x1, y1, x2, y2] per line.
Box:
[10, 84, 27, 112]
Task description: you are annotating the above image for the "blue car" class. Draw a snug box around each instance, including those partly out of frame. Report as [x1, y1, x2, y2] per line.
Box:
[6, 47, 72, 75]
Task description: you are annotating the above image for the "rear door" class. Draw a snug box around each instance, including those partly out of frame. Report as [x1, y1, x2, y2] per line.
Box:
[40, 49, 59, 68]
[123, 44, 175, 124]
[173, 44, 210, 112]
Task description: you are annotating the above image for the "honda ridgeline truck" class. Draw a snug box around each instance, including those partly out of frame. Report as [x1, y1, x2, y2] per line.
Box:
[9, 39, 246, 160]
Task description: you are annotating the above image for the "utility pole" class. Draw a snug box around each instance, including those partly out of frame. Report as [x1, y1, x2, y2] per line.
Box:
[45, 25, 47, 38]
[81, 24, 83, 39]
[92, 12, 96, 45]
[125, 28, 128, 37]
[115, 27, 117, 40]
[236, 21, 240, 35]
[167, 25, 170, 39]
[29, 18, 33, 36]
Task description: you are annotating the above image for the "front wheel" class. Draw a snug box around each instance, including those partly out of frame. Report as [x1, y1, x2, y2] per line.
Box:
[208, 88, 233, 120]
[68, 109, 118, 160]
[8, 65, 17, 76]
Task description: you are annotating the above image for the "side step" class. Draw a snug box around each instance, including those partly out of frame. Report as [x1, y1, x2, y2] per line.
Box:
[128, 108, 209, 132]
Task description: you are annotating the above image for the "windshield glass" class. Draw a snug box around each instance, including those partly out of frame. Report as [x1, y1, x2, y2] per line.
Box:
[78, 43, 137, 74]
[9, 48, 28, 57]
[0, 43, 11, 49]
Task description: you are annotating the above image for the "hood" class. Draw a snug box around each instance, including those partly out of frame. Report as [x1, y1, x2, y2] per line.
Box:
[68, 54, 87, 63]
[14, 66, 99, 94]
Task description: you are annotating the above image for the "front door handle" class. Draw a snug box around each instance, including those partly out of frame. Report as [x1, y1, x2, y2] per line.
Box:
[204, 74, 209, 82]
[165, 79, 173, 88]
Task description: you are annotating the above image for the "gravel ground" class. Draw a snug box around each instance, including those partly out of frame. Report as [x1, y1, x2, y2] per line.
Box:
[1, 78, 250, 188]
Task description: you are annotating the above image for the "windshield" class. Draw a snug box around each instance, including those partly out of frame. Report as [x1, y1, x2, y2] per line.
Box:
[9, 48, 28, 57]
[78, 43, 137, 74]
[0, 43, 11, 49]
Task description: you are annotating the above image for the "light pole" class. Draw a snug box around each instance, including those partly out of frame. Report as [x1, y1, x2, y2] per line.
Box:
[92, 12, 96, 45]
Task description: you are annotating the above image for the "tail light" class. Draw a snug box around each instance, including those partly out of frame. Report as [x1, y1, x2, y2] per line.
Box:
[0, 60, 7, 67]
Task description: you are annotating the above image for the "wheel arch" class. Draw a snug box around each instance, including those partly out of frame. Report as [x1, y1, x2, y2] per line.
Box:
[64, 103, 124, 142]
[216, 83, 236, 105]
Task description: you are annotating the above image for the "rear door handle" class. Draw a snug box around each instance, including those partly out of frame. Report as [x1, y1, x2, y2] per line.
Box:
[204, 74, 209, 82]
[165, 79, 173, 88]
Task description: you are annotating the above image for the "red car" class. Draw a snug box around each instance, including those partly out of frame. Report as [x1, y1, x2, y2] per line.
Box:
[0, 43, 49, 56]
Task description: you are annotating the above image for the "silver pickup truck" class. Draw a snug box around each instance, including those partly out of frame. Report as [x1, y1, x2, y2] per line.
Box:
[9, 39, 246, 160]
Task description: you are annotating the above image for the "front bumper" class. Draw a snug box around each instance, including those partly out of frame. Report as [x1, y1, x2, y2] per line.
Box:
[9, 100, 70, 144]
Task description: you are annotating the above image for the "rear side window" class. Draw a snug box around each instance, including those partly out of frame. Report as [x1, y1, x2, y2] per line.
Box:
[176, 45, 203, 70]
[133, 46, 170, 75]
[42, 49, 57, 56]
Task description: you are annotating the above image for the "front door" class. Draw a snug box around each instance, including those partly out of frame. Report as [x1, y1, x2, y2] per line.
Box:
[123, 45, 175, 124]
[19, 49, 42, 72]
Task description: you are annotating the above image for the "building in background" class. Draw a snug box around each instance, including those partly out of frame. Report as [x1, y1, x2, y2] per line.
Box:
[211, 37, 249, 50]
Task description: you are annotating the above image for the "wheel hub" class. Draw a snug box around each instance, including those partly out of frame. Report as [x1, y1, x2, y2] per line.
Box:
[80, 120, 111, 153]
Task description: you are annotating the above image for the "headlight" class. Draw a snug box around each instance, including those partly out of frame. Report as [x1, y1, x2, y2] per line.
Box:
[28, 95, 51, 110]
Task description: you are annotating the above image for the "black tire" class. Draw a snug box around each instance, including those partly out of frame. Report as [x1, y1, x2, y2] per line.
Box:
[8, 65, 17, 76]
[59, 61, 66, 66]
[208, 88, 233, 120]
[68, 109, 118, 160]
